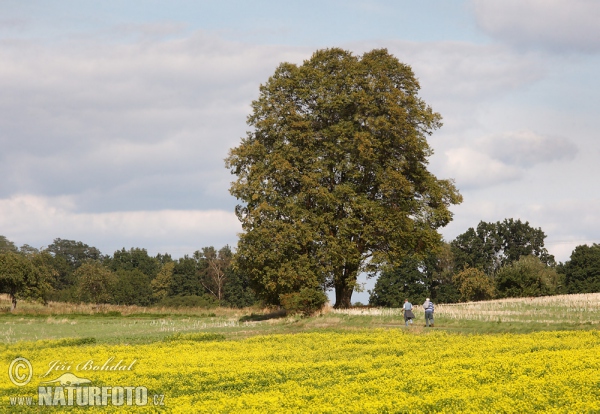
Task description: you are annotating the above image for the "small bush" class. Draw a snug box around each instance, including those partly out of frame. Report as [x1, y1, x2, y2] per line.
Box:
[280, 288, 328, 316]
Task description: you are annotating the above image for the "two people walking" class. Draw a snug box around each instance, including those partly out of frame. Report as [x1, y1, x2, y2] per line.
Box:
[402, 297, 435, 327]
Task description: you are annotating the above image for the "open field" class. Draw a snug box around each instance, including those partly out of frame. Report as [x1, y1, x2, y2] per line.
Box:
[1, 294, 600, 412]
[1, 293, 599, 344]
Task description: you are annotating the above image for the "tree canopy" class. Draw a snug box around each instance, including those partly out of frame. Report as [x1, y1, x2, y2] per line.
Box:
[226, 48, 462, 308]
[495, 255, 561, 298]
[451, 219, 554, 276]
[561, 244, 600, 293]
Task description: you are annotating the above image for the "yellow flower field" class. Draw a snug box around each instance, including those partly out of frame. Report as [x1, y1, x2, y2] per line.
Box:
[2, 329, 600, 413]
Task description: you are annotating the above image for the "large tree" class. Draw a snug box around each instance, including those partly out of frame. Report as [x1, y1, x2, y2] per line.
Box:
[0, 251, 53, 310]
[226, 48, 462, 308]
[561, 244, 600, 293]
[451, 219, 554, 277]
[495, 255, 561, 298]
[195, 246, 233, 302]
[107, 247, 160, 280]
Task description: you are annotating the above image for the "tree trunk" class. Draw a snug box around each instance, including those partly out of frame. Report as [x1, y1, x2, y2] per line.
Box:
[10, 294, 17, 312]
[333, 264, 359, 308]
[334, 282, 353, 308]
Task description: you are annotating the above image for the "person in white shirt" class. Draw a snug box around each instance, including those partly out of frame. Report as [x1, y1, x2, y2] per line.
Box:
[402, 299, 414, 326]
[423, 298, 434, 327]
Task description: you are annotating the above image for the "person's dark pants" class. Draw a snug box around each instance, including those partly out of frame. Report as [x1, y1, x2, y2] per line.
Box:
[425, 310, 434, 327]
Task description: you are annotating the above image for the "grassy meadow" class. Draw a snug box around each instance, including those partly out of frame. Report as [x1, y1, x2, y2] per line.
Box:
[1, 293, 600, 412]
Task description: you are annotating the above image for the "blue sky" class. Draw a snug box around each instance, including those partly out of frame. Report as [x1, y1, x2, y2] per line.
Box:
[1, 1, 599, 303]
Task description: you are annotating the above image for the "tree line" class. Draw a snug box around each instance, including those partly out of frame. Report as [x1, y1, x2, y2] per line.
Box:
[1, 223, 599, 311]
[369, 218, 600, 307]
[0, 236, 256, 310]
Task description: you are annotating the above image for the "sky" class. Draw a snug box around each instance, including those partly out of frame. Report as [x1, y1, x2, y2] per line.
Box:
[1, 0, 599, 304]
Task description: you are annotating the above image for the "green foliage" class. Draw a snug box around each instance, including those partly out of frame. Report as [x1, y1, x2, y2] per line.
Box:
[495, 256, 561, 298]
[75, 261, 116, 304]
[45, 239, 104, 298]
[451, 219, 554, 276]
[369, 242, 459, 306]
[0, 251, 49, 310]
[280, 287, 328, 316]
[226, 48, 462, 308]
[562, 244, 600, 293]
[107, 247, 160, 280]
[151, 262, 175, 301]
[195, 245, 233, 301]
[170, 256, 204, 297]
[112, 269, 153, 306]
[0, 235, 18, 253]
[47, 238, 104, 269]
[453, 267, 495, 302]
[369, 258, 428, 307]
[156, 294, 218, 308]
[26, 250, 58, 304]
[221, 268, 257, 308]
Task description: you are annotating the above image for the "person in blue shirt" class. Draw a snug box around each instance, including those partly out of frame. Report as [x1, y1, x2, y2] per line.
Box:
[402, 299, 414, 326]
[423, 298, 434, 327]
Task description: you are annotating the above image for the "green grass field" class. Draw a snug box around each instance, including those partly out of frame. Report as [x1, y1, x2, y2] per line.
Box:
[1, 293, 599, 345]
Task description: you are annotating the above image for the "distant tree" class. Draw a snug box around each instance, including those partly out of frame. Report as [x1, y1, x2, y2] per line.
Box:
[19, 244, 39, 256]
[196, 246, 233, 302]
[226, 48, 462, 308]
[112, 269, 153, 306]
[151, 262, 175, 301]
[156, 253, 174, 265]
[0, 251, 45, 310]
[46, 239, 104, 296]
[369, 257, 428, 307]
[107, 248, 159, 280]
[453, 267, 495, 302]
[27, 250, 59, 305]
[75, 261, 116, 304]
[498, 219, 555, 265]
[45, 254, 76, 298]
[0, 235, 18, 253]
[47, 238, 104, 268]
[561, 244, 600, 293]
[369, 242, 459, 306]
[170, 256, 203, 296]
[221, 268, 257, 308]
[495, 256, 561, 298]
[425, 242, 460, 303]
[451, 219, 554, 276]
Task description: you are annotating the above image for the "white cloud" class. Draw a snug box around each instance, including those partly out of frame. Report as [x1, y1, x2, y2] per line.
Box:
[362, 40, 547, 135]
[471, 0, 600, 53]
[0, 31, 310, 211]
[439, 198, 600, 263]
[431, 129, 579, 191]
[477, 130, 578, 167]
[442, 147, 522, 189]
[0, 194, 241, 257]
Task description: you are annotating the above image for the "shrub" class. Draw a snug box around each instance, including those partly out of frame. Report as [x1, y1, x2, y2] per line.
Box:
[280, 288, 328, 316]
[453, 267, 495, 302]
[495, 255, 561, 298]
